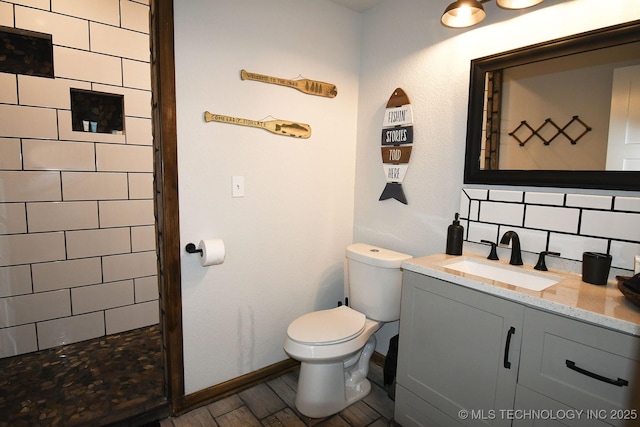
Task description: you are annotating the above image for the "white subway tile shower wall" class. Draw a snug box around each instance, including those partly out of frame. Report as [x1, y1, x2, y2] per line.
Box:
[0, 1, 156, 358]
[460, 189, 640, 271]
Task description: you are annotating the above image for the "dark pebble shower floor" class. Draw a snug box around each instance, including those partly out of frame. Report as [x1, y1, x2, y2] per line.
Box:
[0, 325, 166, 426]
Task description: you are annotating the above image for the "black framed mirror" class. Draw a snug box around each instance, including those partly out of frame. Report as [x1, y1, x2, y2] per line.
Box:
[464, 19, 640, 191]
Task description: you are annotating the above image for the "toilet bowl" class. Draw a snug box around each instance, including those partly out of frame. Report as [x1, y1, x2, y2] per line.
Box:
[284, 306, 382, 418]
[283, 243, 412, 418]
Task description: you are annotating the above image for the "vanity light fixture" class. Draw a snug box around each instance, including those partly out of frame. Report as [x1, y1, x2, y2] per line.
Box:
[441, 0, 545, 28]
[441, 0, 487, 28]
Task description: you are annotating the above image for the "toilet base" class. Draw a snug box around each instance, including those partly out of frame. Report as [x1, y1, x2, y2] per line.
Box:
[294, 335, 377, 418]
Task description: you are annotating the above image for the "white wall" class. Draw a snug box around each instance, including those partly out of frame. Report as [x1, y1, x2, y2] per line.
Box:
[354, 0, 640, 352]
[173, 0, 362, 393]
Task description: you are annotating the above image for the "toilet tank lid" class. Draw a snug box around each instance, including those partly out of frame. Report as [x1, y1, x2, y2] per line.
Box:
[346, 243, 412, 268]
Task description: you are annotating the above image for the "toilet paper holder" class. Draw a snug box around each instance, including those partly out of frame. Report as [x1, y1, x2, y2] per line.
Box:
[185, 243, 203, 256]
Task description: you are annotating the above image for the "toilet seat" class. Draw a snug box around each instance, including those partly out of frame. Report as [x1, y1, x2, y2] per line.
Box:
[287, 306, 366, 345]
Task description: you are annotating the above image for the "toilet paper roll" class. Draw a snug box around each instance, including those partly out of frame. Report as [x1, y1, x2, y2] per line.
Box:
[198, 239, 225, 266]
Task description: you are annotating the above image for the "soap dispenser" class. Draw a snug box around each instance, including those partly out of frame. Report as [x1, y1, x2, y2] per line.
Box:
[446, 213, 464, 256]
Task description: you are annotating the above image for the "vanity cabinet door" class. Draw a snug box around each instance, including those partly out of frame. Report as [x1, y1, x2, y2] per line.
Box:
[519, 308, 640, 427]
[396, 272, 525, 426]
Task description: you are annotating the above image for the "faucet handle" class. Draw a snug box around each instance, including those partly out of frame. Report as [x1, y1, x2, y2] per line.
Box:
[481, 240, 499, 261]
[534, 251, 561, 271]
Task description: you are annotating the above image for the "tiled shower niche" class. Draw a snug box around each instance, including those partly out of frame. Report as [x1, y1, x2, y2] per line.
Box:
[460, 188, 640, 272]
[0, 26, 54, 78]
[70, 89, 125, 134]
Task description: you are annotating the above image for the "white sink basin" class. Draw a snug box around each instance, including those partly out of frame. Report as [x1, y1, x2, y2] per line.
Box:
[437, 257, 562, 291]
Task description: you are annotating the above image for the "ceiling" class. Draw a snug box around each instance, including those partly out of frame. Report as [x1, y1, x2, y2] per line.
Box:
[329, 0, 386, 12]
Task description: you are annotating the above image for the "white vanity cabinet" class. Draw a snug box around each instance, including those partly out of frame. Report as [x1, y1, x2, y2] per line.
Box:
[395, 269, 640, 427]
[395, 271, 524, 426]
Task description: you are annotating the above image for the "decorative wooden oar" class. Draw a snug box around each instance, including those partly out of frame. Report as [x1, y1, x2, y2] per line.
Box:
[204, 111, 311, 139]
[240, 69, 337, 98]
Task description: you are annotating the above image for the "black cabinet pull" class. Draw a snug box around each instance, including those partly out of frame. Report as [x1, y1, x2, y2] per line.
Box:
[504, 327, 516, 369]
[565, 360, 629, 387]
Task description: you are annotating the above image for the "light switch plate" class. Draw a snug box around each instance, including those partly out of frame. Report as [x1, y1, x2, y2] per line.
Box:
[232, 176, 245, 198]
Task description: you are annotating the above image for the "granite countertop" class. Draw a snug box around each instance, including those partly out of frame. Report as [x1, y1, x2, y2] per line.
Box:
[402, 252, 640, 337]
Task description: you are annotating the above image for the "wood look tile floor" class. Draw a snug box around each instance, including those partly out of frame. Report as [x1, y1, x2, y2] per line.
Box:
[160, 361, 398, 427]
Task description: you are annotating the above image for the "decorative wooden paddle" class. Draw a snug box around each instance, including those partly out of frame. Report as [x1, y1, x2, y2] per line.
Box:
[240, 69, 337, 98]
[204, 112, 311, 139]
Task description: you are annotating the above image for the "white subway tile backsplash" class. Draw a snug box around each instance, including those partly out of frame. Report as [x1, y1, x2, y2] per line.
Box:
[105, 300, 158, 334]
[131, 225, 156, 252]
[524, 205, 579, 233]
[99, 199, 154, 228]
[128, 173, 153, 199]
[489, 190, 523, 203]
[524, 191, 565, 206]
[462, 189, 640, 271]
[32, 258, 102, 293]
[0, 290, 71, 328]
[0, 203, 27, 234]
[51, 0, 120, 26]
[0, 138, 22, 170]
[123, 59, 152, 91]
[615, 197, 640, 212]
[16, 6, 90, 50]
[0, 171, 62, 203]
[0, 232, 66, 267]
[463, 188, 488, 200]
[566, 194, 612, 210]
[62, 172, 129, 201]
[23, 139, 95, 171]
[10, 0, 50, 10]
[0, 324, 37, 358]
[54, 46, 122, 86]
[120, 0, 150, 33]
[459, 192, 470, 219]
[18, 76, 90, 110]
[0, 73, 17, 104]
[37, 312, 105, 350]
[90, 22, 150, 62]
[581, 210, 640, 242]
[134, 276, 158, 303]
[96, 143, 153, 172]
[102, 251, 157, 282]
[0, 265, 32, 297]
[469, 200, 480, 221]
[479, 201, 524, 227]
[0, 3, 14, 27]
[72, 280, 134, 315]
[124, 117, 153, 146]
[0, 104, 58, 139]
[467, 221, 499, 244]
[548, 233, 608, 262]
[66, 227, 131, 259]
[27, 201, 98, 232]
[610, 240, 640, 270]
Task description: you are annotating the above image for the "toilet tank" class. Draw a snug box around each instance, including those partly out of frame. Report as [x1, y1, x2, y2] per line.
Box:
[346, 243, 412, 322]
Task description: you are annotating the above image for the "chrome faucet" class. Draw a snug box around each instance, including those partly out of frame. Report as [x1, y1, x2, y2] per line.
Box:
[500, 231, 523, 265]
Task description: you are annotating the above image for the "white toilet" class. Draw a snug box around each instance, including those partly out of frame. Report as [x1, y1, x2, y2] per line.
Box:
[283, 243, 412, 418]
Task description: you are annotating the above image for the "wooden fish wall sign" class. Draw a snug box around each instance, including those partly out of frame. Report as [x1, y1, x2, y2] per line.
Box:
[380, 88, 413, 204]
[241, 69, 337, 98]
[204, 111, 311, 139]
